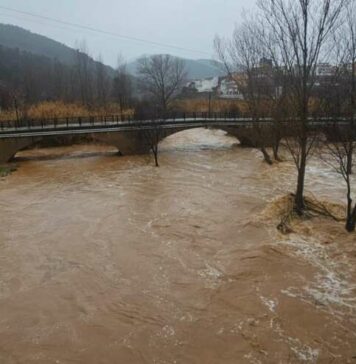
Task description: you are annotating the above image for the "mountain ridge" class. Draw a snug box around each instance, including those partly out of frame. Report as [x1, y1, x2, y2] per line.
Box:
[0, 24, 224, 80]
[0, 24, 115, 76]
[126, 56, 224, 80]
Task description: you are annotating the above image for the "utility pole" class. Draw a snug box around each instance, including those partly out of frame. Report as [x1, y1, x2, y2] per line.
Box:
[208, 92, 212, 118]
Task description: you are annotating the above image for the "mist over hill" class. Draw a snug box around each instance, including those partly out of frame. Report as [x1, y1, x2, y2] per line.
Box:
[0, 24, 224, 81]
[126, 56, 224, 80]
[0, 24, 78, 64]
[0, 23, 227, 109]
[0, 24, 115, 75]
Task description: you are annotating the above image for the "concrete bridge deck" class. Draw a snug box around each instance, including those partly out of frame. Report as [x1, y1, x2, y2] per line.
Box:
[0, 113, 354, 163]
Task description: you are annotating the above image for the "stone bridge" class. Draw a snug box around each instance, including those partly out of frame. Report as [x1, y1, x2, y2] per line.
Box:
[0, 113, 354, 163]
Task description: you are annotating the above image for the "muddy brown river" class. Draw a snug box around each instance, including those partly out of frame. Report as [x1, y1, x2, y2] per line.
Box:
[0, 129, 355, 363]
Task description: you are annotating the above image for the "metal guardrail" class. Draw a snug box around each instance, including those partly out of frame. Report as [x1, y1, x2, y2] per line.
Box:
[0, 112, 244, 131]
[0, 113, 255, 136]
[0, 112, 354, 138]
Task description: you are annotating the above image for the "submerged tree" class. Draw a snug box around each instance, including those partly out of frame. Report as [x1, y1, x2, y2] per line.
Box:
[258, 0, 347, 215]
[215, 20, 280, 165]
[142, 120, 164, 167]
[137, 54, 186, 114]
[339, 1, 356, 174]
[320, 124, 356, 231]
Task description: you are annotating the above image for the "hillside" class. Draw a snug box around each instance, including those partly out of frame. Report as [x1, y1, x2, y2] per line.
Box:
[0, 24, 224, 81]
[0, 24, 114, 75]
[126, 56, 225, 80]
[0, 24, 78, 64]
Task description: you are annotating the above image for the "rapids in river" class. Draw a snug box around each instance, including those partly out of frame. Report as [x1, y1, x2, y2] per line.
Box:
[0, 128, 355, 363]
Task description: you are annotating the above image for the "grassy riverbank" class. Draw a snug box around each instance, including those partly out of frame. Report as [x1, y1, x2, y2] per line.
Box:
[0, 165, 16, 177]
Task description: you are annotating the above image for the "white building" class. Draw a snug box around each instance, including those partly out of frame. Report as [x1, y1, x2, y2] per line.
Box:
[218, 78, 243, 99]
[185, 77, 219, 93]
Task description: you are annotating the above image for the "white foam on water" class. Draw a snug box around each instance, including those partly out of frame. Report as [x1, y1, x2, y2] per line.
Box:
[244, 352, 262, 364]
[272, 319, 320, 363]
[197, 262, 224, 288]
[278, 234, 356, 319]
[260, 295, 278, 313]
[290, 345, 320, 362]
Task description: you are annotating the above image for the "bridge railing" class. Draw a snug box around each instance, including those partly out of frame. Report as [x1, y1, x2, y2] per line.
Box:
[0, 112, 245, 131]
[0, 112, 354, 134]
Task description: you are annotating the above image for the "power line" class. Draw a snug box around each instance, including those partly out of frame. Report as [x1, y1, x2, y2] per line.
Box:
[0, 5, 211, 56]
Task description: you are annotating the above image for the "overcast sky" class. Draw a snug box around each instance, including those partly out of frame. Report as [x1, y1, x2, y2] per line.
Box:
[0, 0, 256, 66]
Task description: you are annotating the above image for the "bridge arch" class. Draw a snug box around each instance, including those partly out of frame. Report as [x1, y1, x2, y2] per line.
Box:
[0, 124, 278, 164]
[0, 137, 44, 164]
[151, 125, 276, 149]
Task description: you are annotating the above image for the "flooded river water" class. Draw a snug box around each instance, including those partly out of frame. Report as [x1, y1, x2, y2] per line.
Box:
[0, 129, 355, 363]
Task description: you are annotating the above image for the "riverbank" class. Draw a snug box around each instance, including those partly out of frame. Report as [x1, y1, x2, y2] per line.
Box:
[0, 164, 16, 177]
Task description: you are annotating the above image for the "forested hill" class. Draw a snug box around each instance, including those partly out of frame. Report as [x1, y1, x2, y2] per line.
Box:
[126, 57, 224, 80]
[0, 42, 117, 107]
[0, 44, 82, 104]
[0, 24, 224, 80]
[0, 24, 114, 74]
[0, 24, 78, 65]
[0, 23, 223, 108]
[0, 24, 119, 106]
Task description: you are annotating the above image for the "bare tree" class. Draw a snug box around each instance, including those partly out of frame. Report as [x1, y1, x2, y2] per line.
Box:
[320, 125, 356, 231]
[75, 40, 93, 107]
[143, 120, 164, 167]
[0, 82, 13, 112]
[339, 1, 356, 174]
[95, 54, 110, 107]
[269, 71, 289, 161]
[112, 56, 133, 113]
[317, 5, 356, 232]
[137, 55, 186, 114]
[215, 21, 275, 164]
[258, 0, 347, 214]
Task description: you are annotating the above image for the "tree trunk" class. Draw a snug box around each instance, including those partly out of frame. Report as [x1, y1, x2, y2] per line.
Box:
[295, 140, 307, 215]
[154, 151, 159, 167]
[345, 176, 356, 232]
[260, 147, 273, 165]
[346, 204, 356, 232]
[273, 138, 282, 161]
[152, 145, 159, 167]
[273, 120, 282, 161]
[295, 10, 309, 216]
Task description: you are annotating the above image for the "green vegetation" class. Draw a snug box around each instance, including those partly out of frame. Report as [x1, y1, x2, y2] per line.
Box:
[0, 165, 16, 177]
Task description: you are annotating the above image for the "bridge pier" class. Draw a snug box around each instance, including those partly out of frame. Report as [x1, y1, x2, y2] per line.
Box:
[94, 131, 150, 155]
[0, 137, 42, 164]
[323, 125, 356, 143]
[223, 126, 276, 148]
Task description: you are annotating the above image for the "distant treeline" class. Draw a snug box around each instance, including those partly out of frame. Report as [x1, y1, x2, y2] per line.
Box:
[0, 44, 134, 113]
